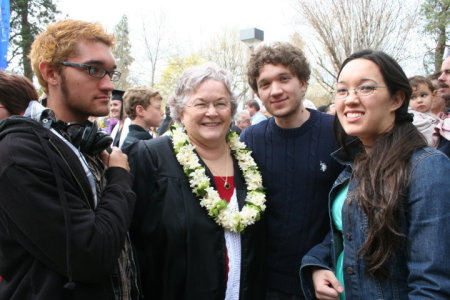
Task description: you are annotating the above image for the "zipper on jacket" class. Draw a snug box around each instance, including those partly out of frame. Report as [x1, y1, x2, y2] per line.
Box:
[49, 138, 92, 210]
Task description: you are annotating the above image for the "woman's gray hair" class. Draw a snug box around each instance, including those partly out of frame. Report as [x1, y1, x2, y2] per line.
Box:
[169, 62, 238, 123]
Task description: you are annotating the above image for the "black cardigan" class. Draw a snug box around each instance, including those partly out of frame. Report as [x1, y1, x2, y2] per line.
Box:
[128, 136, 266, 300]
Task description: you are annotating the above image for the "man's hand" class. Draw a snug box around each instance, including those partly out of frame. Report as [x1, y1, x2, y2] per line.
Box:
[100, 147, 130, 172]
[312, 268, 344, 300]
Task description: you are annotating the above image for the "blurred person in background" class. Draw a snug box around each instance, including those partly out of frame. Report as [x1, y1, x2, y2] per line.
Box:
[231, 110, 251, 135]
[109, 89, 131, 148]
[0, 71, 38, 121]
[245, 99, 267, 125]
[438, 56, 450, 111]
[428, 72, 446, 115]
[407, 75, 439, 146]
[121, 86, 164, 151]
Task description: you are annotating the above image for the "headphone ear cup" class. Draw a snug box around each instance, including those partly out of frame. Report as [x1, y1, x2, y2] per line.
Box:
[78, 124, 97, 154]
[90, 131, 113, 155]
[55, 121, 113, 156]
[67, 127, 84, 149]
[79, 122, 113, 156]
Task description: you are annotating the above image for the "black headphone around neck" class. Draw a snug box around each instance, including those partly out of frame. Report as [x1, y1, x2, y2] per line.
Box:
[53, 120, 113, 156]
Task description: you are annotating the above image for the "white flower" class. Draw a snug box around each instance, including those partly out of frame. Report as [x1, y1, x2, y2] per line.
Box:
[245, 171, 263, 191]
[189, 168, 208, 187]
[229, 139, 247, 150]
[218, 209, 241, 229]
[240, 206, 259, 226]
[171, 124, 266, 233]
[247, 191, 266, 210]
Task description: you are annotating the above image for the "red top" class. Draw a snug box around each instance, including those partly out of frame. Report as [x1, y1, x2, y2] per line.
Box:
[213, 176, 235, 202]
[213, 175, 235, 278]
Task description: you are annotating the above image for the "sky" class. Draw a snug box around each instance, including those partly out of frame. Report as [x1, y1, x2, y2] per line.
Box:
[58, 0, 297, 48]
[54, 0, 429, 89]
[57, 0, 301, 85]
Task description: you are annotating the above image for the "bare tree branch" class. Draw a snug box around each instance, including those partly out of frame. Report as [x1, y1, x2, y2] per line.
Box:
[200, 29, 250, 103]
[294, 0, 418, 91]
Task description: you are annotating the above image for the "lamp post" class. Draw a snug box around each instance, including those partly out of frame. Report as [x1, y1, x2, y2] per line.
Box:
[240, 28, 264, 100]
[239, 28, 264, 51]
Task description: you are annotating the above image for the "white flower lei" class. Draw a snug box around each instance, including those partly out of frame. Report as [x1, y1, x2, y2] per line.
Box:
[170, 124, 266, 233]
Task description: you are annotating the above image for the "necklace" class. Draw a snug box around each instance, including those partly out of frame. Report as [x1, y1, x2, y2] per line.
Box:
[222, 177, 230, 189]
[171, 124, 266, 232]
[219, 151, 231, 189]
[218, 175, 231, 190]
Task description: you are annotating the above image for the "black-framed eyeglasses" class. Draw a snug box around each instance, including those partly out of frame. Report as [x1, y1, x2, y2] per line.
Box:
[334, 85, 387, 99]
[60, 62, 121, 82]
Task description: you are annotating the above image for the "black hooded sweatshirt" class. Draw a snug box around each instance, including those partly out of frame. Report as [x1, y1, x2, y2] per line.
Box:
[0, 116, 136, 300]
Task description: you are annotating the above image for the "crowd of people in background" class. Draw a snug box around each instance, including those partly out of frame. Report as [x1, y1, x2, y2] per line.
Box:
[0, 19, 450, 300]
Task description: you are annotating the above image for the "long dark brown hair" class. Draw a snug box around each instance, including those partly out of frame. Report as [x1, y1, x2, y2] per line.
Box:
[334, 50, 427, 278]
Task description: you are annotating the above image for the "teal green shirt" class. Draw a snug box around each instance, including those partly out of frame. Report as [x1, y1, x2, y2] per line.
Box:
[331, 184, 348, 300]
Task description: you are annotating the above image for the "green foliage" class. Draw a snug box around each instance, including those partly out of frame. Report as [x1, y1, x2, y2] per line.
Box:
[9, 0, 59, 79]
[421, 0, 450, 35]
[420, 0, 449, 72]
[112, 15, 134, 90]
[154, 54, 204, 102]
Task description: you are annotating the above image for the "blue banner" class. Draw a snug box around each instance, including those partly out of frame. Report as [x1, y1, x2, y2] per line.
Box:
[0, 0, 10, 70]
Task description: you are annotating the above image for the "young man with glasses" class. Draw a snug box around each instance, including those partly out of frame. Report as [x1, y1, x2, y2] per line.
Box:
[241, 42, 342, 299]
[0, 20, 139, 299]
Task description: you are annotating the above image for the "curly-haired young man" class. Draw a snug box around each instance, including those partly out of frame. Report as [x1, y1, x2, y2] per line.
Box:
[241, 42, 343, 299]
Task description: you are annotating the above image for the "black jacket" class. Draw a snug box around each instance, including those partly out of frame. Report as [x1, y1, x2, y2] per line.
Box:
[0, 117, 136, 300]
[121, 124, 152, 152]
[128, 136, 266, 300]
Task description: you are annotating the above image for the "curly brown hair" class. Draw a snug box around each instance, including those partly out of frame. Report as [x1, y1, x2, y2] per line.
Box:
[29, 20, 115, 94]
[246, 42, 311, 92]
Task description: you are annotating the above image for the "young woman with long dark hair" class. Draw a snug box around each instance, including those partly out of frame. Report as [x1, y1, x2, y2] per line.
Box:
[300, 50, 450, 299]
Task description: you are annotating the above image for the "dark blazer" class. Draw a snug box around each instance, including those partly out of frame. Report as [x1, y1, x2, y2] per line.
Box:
[128, 136, 266, 300]
[121, 124, 152, 152]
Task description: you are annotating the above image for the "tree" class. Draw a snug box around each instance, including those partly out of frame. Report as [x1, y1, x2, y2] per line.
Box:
[139, 13, 170, 87]
[9, 0, 59, 79]
[289, 32, 306, 51]
[154, 53, 204, 101]
[293, 0, 417, 91]
[288, 33, 333, 105]
[200, 29, 250, 103]
[421, 0, 449, 73]
[112, 15, 134, 90]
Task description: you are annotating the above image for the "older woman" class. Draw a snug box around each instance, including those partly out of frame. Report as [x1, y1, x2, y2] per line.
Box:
[0, 71, 38, 121]
[128, 63, 266, 300]
[300, 50, 450, 299]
